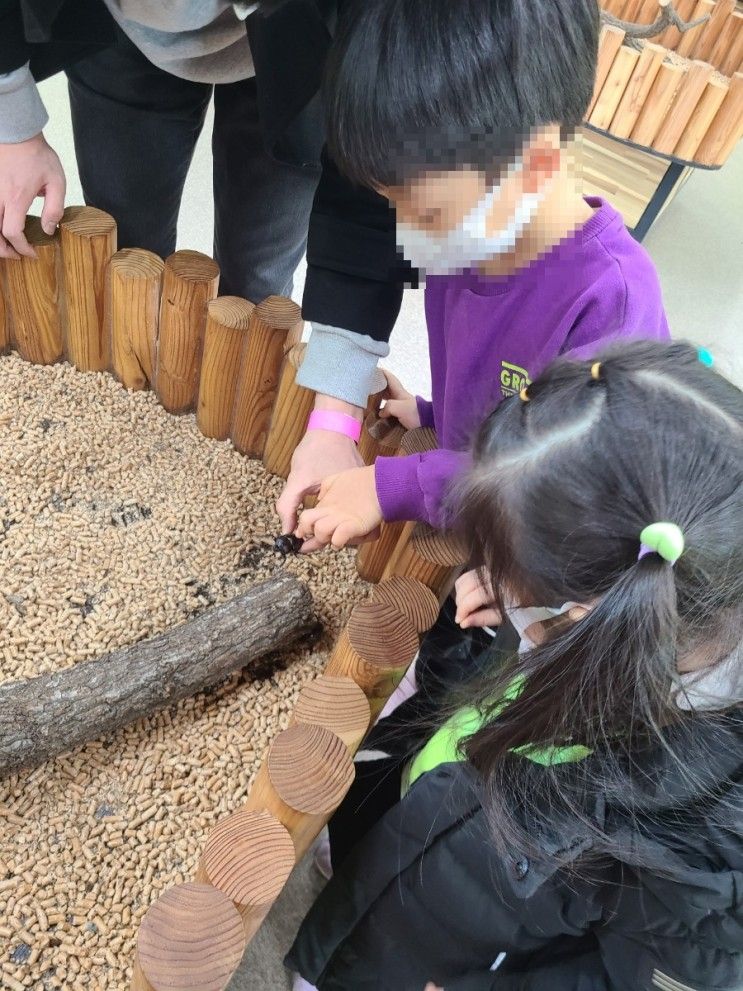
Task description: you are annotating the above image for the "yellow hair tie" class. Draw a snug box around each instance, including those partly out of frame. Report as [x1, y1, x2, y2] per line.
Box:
[519, 386, 530, 402]
[590, 362, 602, 381]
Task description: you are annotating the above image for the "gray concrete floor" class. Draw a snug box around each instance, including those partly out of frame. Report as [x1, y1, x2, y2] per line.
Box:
[31, 76, 743, 989]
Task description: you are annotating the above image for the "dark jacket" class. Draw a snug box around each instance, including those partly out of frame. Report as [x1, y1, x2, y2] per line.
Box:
[287, 710, 743, 991]
[0, 0, 407, 341]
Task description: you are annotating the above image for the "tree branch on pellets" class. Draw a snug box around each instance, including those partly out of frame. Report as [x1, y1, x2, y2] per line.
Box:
[0, 573, 317, 775]
[601, 0, 711, 49]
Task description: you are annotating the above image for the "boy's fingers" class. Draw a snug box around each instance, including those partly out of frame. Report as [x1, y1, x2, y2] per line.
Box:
[461, 607, 502, 630]
[295, 507, 324, 538]
[330, 518, 369, 549]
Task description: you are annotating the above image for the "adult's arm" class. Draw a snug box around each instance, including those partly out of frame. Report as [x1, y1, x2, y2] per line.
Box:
[297, 148, 409, 406]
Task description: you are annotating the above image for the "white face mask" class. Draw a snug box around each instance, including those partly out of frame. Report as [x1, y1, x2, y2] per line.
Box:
[505, 601, 579, 654]
[396, 163, 543, 275]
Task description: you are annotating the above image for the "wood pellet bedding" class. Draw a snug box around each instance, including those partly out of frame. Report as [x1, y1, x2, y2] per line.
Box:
[0, 354, 368, 989]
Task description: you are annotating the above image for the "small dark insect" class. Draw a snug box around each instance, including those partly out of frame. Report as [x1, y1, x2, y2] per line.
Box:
[274, 533, 304, 556]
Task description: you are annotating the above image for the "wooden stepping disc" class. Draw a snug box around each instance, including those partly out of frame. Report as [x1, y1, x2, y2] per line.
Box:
[371, 576, 440, 633]
[398, 426, 437, 455]
[202, 810, 294, 909]
[137, 882, 244, 991]
[267, 723, 354, 815]
[347, 601, 420, 669]
[293, 675, 370, 749]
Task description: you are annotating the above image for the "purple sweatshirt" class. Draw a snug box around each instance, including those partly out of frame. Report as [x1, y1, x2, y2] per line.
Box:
[374, 198, 670, 525]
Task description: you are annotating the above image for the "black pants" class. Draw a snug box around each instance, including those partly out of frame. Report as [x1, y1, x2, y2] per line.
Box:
[65, 26, 321, 300]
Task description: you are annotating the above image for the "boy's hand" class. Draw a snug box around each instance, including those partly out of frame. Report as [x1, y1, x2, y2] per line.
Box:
[296, 465, 382, 550]
[454, 569, 502, 629]
[424, 984, 444, 991]
[380, 370, 421, 430]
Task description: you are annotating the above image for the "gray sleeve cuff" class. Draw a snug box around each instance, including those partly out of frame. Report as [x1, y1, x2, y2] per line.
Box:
[296, 323, 390, 407]
[0, 64, 49, 144]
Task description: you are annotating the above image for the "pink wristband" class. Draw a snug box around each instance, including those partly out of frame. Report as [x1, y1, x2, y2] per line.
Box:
[307, 409, 362, 443]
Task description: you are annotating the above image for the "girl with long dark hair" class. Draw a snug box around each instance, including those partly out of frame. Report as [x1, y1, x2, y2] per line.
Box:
[288, 339, 743, 991]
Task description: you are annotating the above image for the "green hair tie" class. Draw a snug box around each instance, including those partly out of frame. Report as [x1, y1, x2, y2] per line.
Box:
[638, 522, 685, 565]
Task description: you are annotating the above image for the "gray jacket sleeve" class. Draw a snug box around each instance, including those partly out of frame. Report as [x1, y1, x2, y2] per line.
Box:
[0, 63, 48, 142]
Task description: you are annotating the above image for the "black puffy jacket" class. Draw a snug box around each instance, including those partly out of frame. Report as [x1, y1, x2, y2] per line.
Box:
[287, 711, 743, 991]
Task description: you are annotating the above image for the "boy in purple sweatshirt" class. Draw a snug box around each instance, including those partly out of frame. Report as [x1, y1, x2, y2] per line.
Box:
[295, 0, 669, 559]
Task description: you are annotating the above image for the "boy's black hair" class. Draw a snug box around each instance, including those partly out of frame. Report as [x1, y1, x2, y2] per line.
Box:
[454, 339, 743, 868]
[324, 0, 600, 187]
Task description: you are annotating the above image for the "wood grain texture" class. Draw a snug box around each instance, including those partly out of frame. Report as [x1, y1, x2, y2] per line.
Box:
[231, 296, 302, 456]
[397, 426, 438, 455]
[590, 45, 641, 130]
[59, 206, 117, 371]
[134, 883, 244, 991]
[107, 248, 164, 390]
[694, 70, 743, 163]
[0, 261, 7, 352]
[0, 572, 313, 774]
[382, 522, 467, 601]
[201, 809, 294, 915]
[245, 723, 355, 859]
[660, 0, 696, 47]
[610, 43, 667, 138]
[358, 412, 406, 465]
[370, 576, 440, 634]
[355, 520, 408, 582]
[692, 0, 734, 61]
[631, 62, 686, 145]
[676, 0, 715, 57]
[588, 26, 627, 116]
[155, 250, 220, 413]
[719, 11, 743, 76]
[674, 75, 730, 157]
[325, 601, 420, 717]
[654, 59, 714, 152]
[262, 343, 315, 478]
[3, 217, 63, 365]
[197, 296, 253, 440]
[293, 674, 371, 750]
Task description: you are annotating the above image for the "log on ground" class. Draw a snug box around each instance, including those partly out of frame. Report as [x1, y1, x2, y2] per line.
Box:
[0, 572, 315, 775]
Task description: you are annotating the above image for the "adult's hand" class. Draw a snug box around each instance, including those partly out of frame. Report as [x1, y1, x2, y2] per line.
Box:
[276, 394, 365, 535]
[0, 134, 66, 259]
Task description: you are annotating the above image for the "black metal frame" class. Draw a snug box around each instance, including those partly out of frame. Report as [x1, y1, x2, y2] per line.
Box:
[630, 160, 686, 242]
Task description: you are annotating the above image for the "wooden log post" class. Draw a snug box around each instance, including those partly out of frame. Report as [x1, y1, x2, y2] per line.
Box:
[654, 59, 714, 154]
[0, 573, 314, 775]
[292, 674, 371, 751]
[59, 206, 117, 371]
[0, 262, 7, 353]
[155, 250, 220, 413]
[694, 71, 743, 165]
[660, 0, 696, 47]
[132, 883, 245, 991]
[719, 12, 743, 77]
[590, 44, 641, 130]
[692, 0, 734, 63]
[197, 296, 254, 440]
[358, 412, 406, 466]
[609, 43, 667, 138]
[3, 217, 63, 365]
[106, 248, 164, 390]
[370, 575, 440, 635]
[262, 343, 315, 478]
[676, 0, 715, 58]
[356, 425, 438, 583]
[631, 62, 686, 146]
[198, 810, 295, 940]
[231, 296, 303, 457]
[325, 601, 420, 720]
[381, 522, 467, 602]
[588, 26, 626, 116]
[674, 76, 730, 159]
[244, 723, 355, 860]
